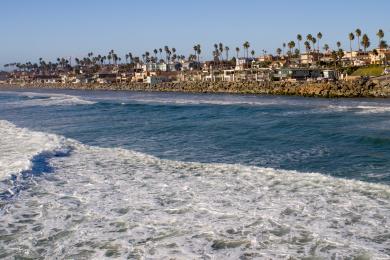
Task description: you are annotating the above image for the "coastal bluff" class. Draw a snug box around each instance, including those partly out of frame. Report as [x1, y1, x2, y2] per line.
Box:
[2, 77, 390, 98]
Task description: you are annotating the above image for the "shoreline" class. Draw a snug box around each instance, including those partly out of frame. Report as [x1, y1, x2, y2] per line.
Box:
[1, 79, 390, 98]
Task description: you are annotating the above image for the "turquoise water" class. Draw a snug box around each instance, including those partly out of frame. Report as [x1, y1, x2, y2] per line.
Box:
[0, 89, 389, 258]
[1, 89, 390, 184]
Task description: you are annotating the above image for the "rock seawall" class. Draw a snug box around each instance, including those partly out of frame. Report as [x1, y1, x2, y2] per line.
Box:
[2, 79, 390, 98]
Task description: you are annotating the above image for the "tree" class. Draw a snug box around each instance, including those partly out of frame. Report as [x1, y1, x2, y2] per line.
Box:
[282, 42, 286, 55]
[276, 48, 282, 59]
[218, 43, 224, 60]
[250, 50, 255, 59]
[304, 41, 311, 53]
[225, 46, 230, 61]
[355, 29, 362, 51]
[349, 33, 355, 63]
[297, 34, 303, 53]
[304, 41, 311, 67]
[361, 34, 370, 52]
[164, 46, 170, 63]
[159, 48, 163, 60]
[379, 40, 388, 49]
[317, 32, 323, 51]
[323, 44, 330, 53]
[311, 38, 317, 52]
[196, 44, 201, 62]
[331, 50, 338, 69]
[336, 41, 341, 50]
[377, 29, 385, 48]
[193, 44, 201, 63]
[337, 48, 344, 63]
[243, 41, 250, 59]
[153, 49, 158, 60]
[235, 47, 240, 59]
[287, 41, 296, 59]
[306, 34, 313, 50]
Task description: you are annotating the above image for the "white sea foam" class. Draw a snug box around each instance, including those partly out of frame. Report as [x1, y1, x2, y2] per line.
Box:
[5, 92, 95, 107]
[122, 96, 282, 107]
[0, 121, 389, 259]
[324, 104, 390, 115]
[0, 120, 64, 182]
[355, 105, 390, 114]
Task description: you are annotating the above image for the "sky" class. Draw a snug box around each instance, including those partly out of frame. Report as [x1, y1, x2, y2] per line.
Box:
[1, 0, 389, 68]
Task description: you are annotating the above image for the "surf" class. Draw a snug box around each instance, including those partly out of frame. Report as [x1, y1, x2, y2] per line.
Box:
[0, 120, 389, 259]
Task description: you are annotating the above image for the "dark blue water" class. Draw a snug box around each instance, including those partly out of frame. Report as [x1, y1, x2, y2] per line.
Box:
[1, 88, 390, 184]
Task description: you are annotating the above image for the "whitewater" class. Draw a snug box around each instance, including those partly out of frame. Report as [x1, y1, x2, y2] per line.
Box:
[1, 89, 390, 259]
[0, 120, 389, 259]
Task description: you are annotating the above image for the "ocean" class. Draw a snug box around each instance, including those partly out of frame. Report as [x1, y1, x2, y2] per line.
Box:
[0, 88, 389, 259]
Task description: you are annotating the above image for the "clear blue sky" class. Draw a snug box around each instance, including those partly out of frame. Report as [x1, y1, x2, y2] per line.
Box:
[1, 0, 389, 67]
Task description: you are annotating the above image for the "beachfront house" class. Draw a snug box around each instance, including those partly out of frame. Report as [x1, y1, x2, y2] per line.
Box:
[34, 75, 61, 84]
[274, 68, 322, 81]
[235, 58, 252, 70]
[300, 52, 321, 65]
[369, 48, 390, 65]
[94, 73, 117, 84]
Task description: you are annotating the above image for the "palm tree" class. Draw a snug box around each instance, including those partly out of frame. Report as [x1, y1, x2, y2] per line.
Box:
[311, 38, 317, 53]
[361, 34, 370, 52]
[336, 41, 341, 50]
[306, 34, 313, 50]
[225, 46, 230, 61]
[379, 40, 388, 49]
[164, 46, 170, 63]
[193, 44, 201, 63]
[243, 41, 250, 59]
[304, 41, 311, 67]
[323, 44, 330, 53]
[287, 41, 296, 60]
[235, 47, 240, 59]
[128, 53, 133, 64]
[297, 34, 302, 54]
[153, 49, 158, 60]
[250, 50, 255, 59]
[196, 44, 201, 62]
[159, 48, 163, 60]
[276, 48, 282, 59]
[337, 49, 344, 64]
[317, 32, 323, 51]
[282, 43, 286, 55]
[377, 29, 385, 48]
[349, 33, 355, 63]
[218, 43, 224, 60]
[304, 41, 311, 53]
[355, 29, 362, 51]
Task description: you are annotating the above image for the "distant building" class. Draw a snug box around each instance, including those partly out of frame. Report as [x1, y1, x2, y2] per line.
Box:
[369, 48, 390, 65]
[274, 68, 326, 81]
[235, 58, 252, 70]
[34, 75, 61, 84]
[94, 73, 117, 84]
[0, 71, 9, 83]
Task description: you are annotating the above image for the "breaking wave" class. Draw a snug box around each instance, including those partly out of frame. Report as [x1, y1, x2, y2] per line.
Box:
[0, 120, 389, 259]
[5, 92, 96, 107]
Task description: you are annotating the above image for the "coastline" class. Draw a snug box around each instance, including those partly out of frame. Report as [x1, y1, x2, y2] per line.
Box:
[1, 78, 390, 98]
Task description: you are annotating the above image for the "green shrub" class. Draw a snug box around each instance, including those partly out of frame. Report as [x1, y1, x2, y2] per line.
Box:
[352, 66, 384, 77]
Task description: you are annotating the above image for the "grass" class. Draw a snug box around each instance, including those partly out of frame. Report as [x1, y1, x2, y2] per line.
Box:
[352, 66, 384, 77]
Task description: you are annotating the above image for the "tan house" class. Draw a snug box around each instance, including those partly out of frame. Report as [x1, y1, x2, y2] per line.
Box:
[369, 48, 390, 65]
